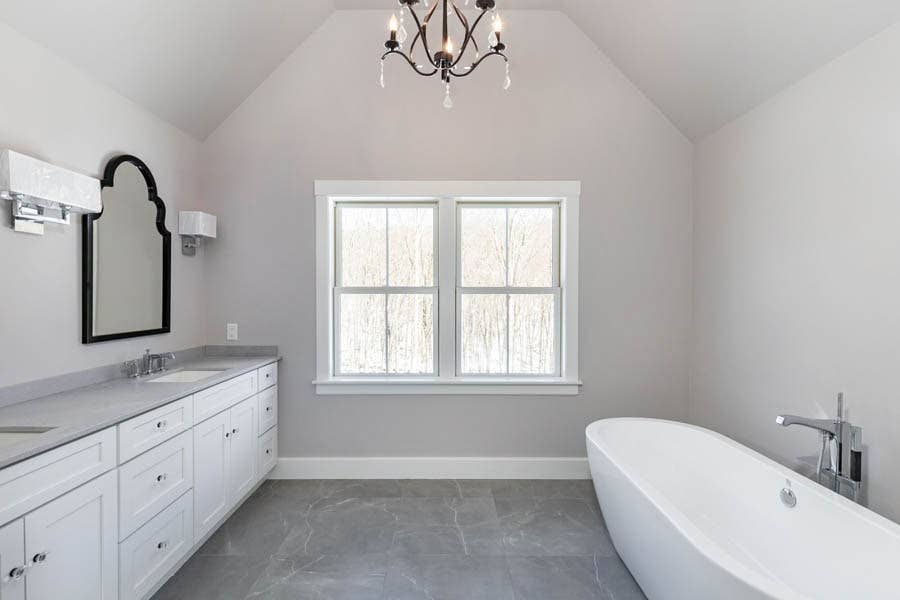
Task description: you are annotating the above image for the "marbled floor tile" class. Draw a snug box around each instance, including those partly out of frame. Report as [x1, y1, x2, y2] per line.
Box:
[197, 491, 303, 557]
[383, 555, 515, 600]
[245, 554, 387, 600]
[530, 480, 598, 501]
[507, 556, 605, 600]
[398, 479, 493, 498]
[592, 555, 646, 600]
[313, 479, 404, 502]
[151, 555, 267, 600]
[494, 498, 615, 557]
[258, 479, 330, 500]
[277, 498, 399, 556]
[488, 480, 540, 498]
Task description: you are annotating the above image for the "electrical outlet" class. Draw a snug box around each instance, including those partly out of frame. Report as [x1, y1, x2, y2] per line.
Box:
[226, 323, 239, 341]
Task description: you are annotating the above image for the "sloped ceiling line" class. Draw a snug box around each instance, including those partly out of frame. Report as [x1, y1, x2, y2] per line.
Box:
[1, 0, 899, 140]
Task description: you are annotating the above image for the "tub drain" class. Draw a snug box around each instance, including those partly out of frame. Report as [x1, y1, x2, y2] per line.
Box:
[780, 487, 797, 508]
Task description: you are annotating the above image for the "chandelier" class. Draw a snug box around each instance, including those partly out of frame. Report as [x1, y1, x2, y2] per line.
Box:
[380, 0, 510, 108]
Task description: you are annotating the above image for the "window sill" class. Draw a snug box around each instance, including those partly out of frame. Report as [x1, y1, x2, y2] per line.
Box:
[313, 378, 582, 396]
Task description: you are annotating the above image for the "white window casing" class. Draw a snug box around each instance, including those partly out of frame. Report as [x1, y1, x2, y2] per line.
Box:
[314, 181, 581, 396]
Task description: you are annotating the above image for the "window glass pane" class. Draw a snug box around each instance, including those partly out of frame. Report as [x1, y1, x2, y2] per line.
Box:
[339, 293, 385, 373]
[460, 293, 507, 373]
[388, 294, 434, 374]
[460, 207, 506, 287]
[389, 207, 434, 287]
[509, 294, 555, 374]
[508, 207, 554, 287]
[340, 207, 386, 287]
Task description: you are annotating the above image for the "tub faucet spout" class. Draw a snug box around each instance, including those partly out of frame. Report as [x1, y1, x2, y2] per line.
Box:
[775, 415, 838, 436]
[775, 393, 863, 504]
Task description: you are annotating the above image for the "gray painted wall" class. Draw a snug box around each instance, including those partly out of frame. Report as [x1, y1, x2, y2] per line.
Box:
[0, 21, 206, 387]
[200, 11, 694, 459]
[693, 22, 900, 520]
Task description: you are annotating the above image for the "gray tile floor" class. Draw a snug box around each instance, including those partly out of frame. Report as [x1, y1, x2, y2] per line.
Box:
[153, 480, 646, 600]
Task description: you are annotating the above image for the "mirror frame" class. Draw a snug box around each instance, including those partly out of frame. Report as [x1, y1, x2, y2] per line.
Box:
[82, 155, 171, 344]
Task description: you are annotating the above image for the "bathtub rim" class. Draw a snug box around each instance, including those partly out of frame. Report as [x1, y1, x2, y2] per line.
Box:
[586, 418, 900, 600]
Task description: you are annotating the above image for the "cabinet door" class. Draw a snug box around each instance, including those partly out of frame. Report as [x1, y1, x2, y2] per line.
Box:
[0, 519, 25, 600]
[24, 470, 117, 600]
[228, 396, 258, 503]
[193, 411, 231, 541]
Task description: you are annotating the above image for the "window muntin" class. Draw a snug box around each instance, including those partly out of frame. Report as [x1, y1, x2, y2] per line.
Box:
[323, 190, 573, 388]
[334, 203, 438, 376]
[456, 203, 560, 376]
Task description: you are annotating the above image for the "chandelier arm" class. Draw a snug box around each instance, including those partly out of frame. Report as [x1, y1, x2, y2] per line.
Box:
[451, 9, 489, 68]
[448, 51, 507, 78]
[406, 1, 440, 68]
[381, 50, 439, 76]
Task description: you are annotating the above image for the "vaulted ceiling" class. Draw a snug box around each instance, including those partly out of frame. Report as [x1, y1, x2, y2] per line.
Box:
[1, 0, 899, 140]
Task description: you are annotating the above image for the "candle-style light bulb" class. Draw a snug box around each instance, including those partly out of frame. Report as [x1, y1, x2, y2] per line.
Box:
[445, 39, 454, 55]
[388, 13, 399, 42]
[493, 14, 503, 33]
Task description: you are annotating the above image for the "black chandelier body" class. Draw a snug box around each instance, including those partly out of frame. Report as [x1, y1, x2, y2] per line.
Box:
[380, 0, 510, 106]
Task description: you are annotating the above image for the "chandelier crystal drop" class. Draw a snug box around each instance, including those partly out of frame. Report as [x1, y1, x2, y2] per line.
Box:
[380, 0, 511, 108]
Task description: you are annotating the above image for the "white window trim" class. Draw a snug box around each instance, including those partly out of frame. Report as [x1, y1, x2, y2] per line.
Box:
[314, 180, 581, 396]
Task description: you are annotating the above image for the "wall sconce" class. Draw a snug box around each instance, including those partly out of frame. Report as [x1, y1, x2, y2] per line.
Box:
[0, 149, 102, 235]
[179, 211, 216, 255]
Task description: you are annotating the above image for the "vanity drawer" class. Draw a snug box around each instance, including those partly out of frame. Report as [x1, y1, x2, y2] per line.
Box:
[257, 387, 278, 435]
[118, 397, 193, 464]
[194, 371, 257, 423]
[258, 426, 278, 476]
[119, 431, 193, 540]
[0, 427, 116, 526]
[119, 490, 193, 600]
[258, 362, 278, 390]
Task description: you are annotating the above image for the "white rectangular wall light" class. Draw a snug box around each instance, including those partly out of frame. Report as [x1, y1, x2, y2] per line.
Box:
[0, 149, 102, 235]
[178, 211, 217, 255]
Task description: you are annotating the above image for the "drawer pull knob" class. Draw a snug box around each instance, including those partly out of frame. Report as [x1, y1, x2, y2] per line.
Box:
[232, 428, 239, 434]
[8, 565, 25, 580]
[225, 432, 231, 438]
[265, 449, 271, 455]
[266, 406, 272, 412]
[32, 552, 48, 564]
[156, 473, 168, 483]
[157, 541, 169, 550]
[156, 420, 167, 429]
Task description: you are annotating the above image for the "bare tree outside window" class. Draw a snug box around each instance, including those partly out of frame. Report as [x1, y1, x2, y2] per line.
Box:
[336, 205, 436, 375]
[334, 201, 559, 378]
[458, 204, 558, 375]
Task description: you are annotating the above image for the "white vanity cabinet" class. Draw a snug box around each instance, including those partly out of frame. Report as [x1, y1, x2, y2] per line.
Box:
[0, 470, 118, 600]
[0, 519, 25, 600]
[0, 359, 279, 600]
[193, 395, 258, 540]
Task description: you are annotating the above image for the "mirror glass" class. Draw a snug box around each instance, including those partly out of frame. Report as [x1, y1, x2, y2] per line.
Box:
[83, 156, 170, 343]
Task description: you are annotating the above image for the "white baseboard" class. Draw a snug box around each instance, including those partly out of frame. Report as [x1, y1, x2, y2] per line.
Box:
[271, 456, 591, 480]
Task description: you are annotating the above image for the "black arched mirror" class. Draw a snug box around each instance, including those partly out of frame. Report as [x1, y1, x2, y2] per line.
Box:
[82, 155, 171, 343]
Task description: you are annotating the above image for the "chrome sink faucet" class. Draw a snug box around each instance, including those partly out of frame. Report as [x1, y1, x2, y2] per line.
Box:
[123, 349, 177, 378]
[776, 393, 863, 502]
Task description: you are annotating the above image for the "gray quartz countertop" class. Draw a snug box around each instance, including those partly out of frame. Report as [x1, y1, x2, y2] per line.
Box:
[0, 355, 280, 470]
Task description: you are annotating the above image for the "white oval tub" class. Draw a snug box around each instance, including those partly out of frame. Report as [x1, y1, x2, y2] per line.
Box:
[586, 418, 900, 600]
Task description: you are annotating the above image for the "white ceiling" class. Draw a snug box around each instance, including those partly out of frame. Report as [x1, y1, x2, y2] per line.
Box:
[0, 0, 333, 140]
[562, 0, 900, 139]
[1, 0, 898, 140]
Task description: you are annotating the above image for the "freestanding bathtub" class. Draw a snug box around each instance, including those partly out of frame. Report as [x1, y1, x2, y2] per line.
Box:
[587, 418, 900, 600]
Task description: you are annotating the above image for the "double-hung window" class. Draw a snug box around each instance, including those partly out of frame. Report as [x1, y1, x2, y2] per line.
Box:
[315, 181, 580, 395]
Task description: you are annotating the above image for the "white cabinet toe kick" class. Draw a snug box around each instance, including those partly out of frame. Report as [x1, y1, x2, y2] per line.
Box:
[0, 361, 279, 600]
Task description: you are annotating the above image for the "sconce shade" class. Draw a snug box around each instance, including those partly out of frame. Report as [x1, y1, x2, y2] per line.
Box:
[179, 211, 217, 238]
[0, 149, 101, 213]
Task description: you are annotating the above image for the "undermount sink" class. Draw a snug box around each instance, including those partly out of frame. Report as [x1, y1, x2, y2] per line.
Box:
[148, 370, 224, 383]
[0, 426, 56, 448]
